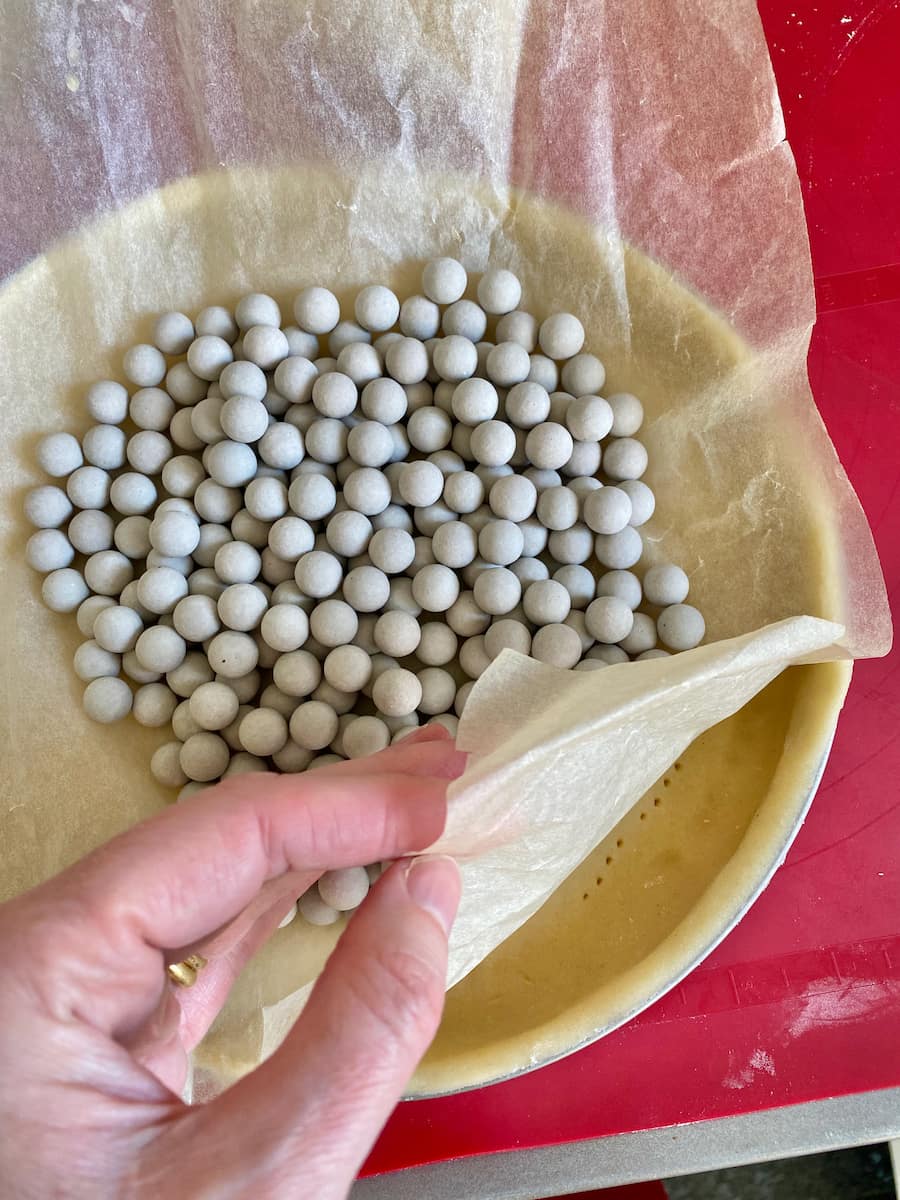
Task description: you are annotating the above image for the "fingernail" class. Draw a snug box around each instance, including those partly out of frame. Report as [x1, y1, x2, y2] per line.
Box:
[404, 855, 460, 936]
[446, 749, 468, 779]
[408, 724, 450, 743]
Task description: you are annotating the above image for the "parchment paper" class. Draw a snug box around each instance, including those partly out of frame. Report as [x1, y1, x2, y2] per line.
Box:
[0, 0, 891, 1093]
[256, 613, 847, 1064]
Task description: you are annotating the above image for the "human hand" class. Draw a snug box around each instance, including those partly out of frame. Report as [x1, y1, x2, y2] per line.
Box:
[0, 725, 465, 1199]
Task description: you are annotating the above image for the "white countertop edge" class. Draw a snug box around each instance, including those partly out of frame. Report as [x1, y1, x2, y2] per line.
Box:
[352, 1086, 900, 1200]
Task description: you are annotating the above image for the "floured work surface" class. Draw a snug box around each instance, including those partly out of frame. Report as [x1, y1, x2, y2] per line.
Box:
[0, 167, 860, 1093]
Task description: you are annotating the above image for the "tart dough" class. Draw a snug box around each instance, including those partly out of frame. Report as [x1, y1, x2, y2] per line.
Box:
[0, 166, 848, 1095]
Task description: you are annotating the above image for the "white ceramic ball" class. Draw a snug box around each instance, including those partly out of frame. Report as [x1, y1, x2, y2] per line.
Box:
[416, 621, 458, 666]
[422, 258, 467, 305]
[472, 566, 521, 616]
[372, 667, 422, 717]
[83, 424, 127, 469]
[585, 596, 635, 644]
[73, 640, 120, 682]
[289, 700, 339, 750]
[85, 380, 129, 425]
[583, 486, 633, 535]
[318, 866, 371, 911]
[180, 731, 230, 782]
[486, 342, 531, 388]
[603, 437, 648, 481]
[432, 335, 478, 383]
[309, 598, 359, 648]
[235, 293, 281, 330]
[83, 676, 133, 724]
[294, 286, 340, 335]
[24, 485, 73, 529]
[123, 343, 167, 387]
[560, 353, 606, 396]
[657, 604, 705, 651]
[643, 563, 690, 607]
[206, 630, 259, 678]
[593, 526, 643, 570]
[37, 432, 83, 478]
[538, 313, 585, 360]
[531, 623, 583, 669]
[133, 682, 179, 727]
[186, 335, 233, 381]
[607, 393, 644, 437]
[134, 625, 187, 673]
[477, 267, 522, 315]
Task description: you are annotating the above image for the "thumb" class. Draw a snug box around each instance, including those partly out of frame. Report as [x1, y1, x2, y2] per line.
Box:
[166, 857, 460, 1199]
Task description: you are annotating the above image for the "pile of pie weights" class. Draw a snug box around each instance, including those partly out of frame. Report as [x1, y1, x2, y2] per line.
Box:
[24, 257, 705, 927]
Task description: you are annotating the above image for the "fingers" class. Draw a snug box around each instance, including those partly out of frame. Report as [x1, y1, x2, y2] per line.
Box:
[122, 886, 301, 1095]
[166, 731, 466, 1053]
[165, 729, 467, 1017]
[120, 980, 189, 1095]
[169, 869, 315, 964]
[175, 892, 298, 1053]
[372, 727, 469, 778]
[129, 886, 298, 1098]
[175, 857, 460, 1198]
[12, 742, 464, 1038]
[316, 723, 464, 779]
[58, 745, 463, 954]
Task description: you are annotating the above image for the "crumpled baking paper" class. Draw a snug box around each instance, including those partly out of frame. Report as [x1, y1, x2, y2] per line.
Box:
[255, 612, 849, 1066]
[437, 614, 849, 987]
[0, 0, 891, 1096]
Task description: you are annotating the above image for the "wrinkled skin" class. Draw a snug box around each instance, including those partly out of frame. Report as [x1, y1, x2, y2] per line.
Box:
[0, 726, 464, 1199]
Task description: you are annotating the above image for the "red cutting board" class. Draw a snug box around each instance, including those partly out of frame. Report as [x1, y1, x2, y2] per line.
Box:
[363, 0, 900, 1175]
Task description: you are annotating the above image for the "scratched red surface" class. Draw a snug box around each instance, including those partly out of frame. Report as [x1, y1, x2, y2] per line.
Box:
[364, 0, 900, 1175]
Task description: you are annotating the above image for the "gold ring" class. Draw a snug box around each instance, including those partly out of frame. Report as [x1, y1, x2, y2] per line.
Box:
[167, 954, 207, 987]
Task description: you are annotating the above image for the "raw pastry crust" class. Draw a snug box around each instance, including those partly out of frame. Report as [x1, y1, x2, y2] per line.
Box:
[0, 166, 848, 1095]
